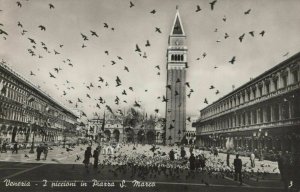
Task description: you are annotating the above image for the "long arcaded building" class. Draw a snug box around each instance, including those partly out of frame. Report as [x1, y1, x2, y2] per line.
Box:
[194, 52, 300, 154]
[0, 61, 78, 144]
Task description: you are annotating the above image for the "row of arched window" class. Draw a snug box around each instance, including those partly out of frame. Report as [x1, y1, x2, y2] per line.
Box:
[171, 54, 184, 61]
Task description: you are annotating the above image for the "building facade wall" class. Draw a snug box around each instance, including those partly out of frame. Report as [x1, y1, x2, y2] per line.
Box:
[195, 53, 300, 155]
[0, 62, 78, 144]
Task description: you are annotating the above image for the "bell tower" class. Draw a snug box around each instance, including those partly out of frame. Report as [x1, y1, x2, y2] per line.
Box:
[165, 7, 187, 144]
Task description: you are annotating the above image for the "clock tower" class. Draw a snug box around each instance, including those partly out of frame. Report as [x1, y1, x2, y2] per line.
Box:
[165, 8, 187, 144]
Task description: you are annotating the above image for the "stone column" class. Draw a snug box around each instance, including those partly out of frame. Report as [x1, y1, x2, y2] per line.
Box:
[270, 105, 274, 122]
[287, 67, 292, 85]
[257, 109, 261, 124]
[289, 101, 294, 119]
[278, 103, 282, 121]
[263, 106, 267, 123]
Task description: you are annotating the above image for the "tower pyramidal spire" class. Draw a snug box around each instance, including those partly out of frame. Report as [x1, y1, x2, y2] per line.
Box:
[165, 7, 188, 144]
[171, 6, 185, 35]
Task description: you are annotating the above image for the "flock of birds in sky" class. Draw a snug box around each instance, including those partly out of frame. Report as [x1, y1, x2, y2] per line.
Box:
[1, 0, 290, 121]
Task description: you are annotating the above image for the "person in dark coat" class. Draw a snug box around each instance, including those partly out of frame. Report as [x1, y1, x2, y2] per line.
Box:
[199, 154, 206, 169]
[278, 151, 292, 190]
[83, 147, 92, 168]
[195, 155, 200, 171]
[169, 149, 175, 161]
[189, 153, 196, 171]
[43, 144, 48, 160]
[277, 151, 287, 190]
[1, 141, 7, 153]
[233, 154, 243, 184]
[12, 142, 18, 154]
[93, 147, 100, 168]
[189, 145, 194, 155]
[36, 144, 43, 161]
[181, 147, 186, 159]
[226, 151, 230, 167]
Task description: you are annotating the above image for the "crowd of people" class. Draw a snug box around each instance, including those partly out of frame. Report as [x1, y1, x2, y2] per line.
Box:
[0, 138, 299, 191]
[78, 142, 300, 191]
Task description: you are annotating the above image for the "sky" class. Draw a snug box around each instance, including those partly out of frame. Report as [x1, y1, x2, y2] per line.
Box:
[1, 0, 300, 120]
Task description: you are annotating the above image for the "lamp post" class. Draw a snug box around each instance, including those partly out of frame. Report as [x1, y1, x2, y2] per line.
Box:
[178, 129, 181, 144]
[29, 121, 35, 154]
[254, 129, 264, 161]
[62, 129, 67, 148]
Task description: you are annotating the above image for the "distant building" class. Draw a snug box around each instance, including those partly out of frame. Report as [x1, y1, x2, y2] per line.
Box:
[0, 61, 78, 144]
[103, 114, 123, 142]
[155, 118, 165, 144]
[87, 118, 103, 140]
[194, 52, 300, 155]
[185, 117, 197, 145]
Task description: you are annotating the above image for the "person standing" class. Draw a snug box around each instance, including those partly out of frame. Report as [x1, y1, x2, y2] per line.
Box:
[189, 145, 194, 156]
[195, 155, 200, 171]
[93, 147, 100, 168]
[43, 144, 48, 160]
[1, 141, 7, 153]
[250, 152, 255, 168]
[36, 144, 43, 161]
[169, 149, 175, 161]
[234, 154, 243, 184]
[278, 151, 290, 190]
[189, 153, 196, 171]
[181, 147, 186, 159]
[12, 142, 18, 154]
[83, 147, 92, 168]
[226, 151, 230, 167]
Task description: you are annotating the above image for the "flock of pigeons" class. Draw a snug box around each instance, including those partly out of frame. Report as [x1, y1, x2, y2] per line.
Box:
[0, 0, 271, 120]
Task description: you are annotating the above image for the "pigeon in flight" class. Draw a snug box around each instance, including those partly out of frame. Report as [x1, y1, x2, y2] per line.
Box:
[90, 30, 99, 37]
[155, 27, 162, 33]
[229, 56, 236, 64]
[129, 1, 134, 8]
[81, 33, 88, 41]
[145, 40, 151, 47]
[249, 31, 255, 37]
[134, 101, 141, 108]
[239, 33, 245, 42]
[16, 1, 22, 7]
[0, 29, 8, 36]
[259, 30, 265, 36]
[17, 21, 23, 28]
[124, 66, 129, 72]
[204, 98, 208, 104]
[49, 3, 55, 9]
[150, 9, 156, 14]
[244, 9, 251, 15]
[224, 33, 229, 39]
[196, 5, 201, 12]
[38, 25, 46, 31]
[49, 73, 56, 78]
[135, 44, 141, 52]
[209, 0, 217, 10]
[185, 82, 190, 88]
